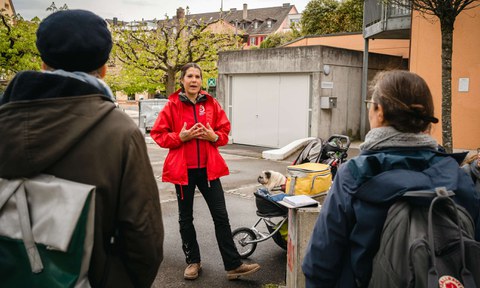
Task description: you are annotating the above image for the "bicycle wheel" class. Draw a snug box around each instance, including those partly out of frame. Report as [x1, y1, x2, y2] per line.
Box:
[232, 227, 257, 259]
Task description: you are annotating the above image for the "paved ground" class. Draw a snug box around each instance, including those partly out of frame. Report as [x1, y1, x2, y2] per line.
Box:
[146, 144, 293, 288]
[145, 140, 362, 288]
[121, 103, 477, 287]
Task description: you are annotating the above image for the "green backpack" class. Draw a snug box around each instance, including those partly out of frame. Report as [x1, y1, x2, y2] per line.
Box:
[0, 174, 95, 288]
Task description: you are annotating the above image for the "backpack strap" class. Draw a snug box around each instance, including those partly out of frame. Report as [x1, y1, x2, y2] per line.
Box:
[288, 176, 297, 195]
[402, 188, 455, 198]
[15, 181, 44, 273]
[426, 187, 476, 288]
[0, 178, 23, 208]
[0, 178, 44, 273]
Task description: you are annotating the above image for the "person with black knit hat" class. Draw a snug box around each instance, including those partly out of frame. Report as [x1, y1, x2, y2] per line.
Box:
[0, 9, 164, 287]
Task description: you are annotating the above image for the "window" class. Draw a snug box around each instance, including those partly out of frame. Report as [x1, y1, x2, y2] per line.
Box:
[250, 37, 256, 46]
[254, 22, 258, 29]
[267, 20, 272, 28]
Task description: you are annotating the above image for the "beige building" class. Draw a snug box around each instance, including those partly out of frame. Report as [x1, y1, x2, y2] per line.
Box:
[363, 0, 480, 149]
[409, 8, 480, 150]
[174, 3, 299, 48]
[0, 0, 15, 17]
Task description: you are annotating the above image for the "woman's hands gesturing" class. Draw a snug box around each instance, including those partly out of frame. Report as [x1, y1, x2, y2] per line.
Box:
[179, 122, 218, 142]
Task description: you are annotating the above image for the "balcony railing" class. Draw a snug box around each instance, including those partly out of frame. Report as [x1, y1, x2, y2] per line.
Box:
[363, 0, 412, 39]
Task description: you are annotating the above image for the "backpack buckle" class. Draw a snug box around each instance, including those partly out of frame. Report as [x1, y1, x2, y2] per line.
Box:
[435, 187, 453, 197]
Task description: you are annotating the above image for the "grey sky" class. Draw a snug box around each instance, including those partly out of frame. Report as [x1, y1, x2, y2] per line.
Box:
[13, 0, 309, 21]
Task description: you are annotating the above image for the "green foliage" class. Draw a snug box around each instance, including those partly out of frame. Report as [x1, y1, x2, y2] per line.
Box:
[105, 66, 160, 97]
[111, 17, 239, 96]
[301, 0, 363, 35]
[335, 0, 364, 32]
[0, 13, 41, 80]
[260, 30, 301, 48]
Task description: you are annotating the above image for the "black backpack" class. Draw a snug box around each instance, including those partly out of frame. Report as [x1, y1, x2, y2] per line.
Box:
[369, 187, 480, 288]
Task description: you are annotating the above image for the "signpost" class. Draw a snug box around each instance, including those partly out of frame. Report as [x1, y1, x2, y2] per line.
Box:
[207, 78, 216, 87]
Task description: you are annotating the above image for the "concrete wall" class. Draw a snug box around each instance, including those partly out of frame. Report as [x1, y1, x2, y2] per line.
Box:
[218, 46, 404, 141]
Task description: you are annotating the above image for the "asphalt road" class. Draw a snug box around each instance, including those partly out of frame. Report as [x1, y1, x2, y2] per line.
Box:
[122, 104, 360, 288]
[147, 143, 292, 288]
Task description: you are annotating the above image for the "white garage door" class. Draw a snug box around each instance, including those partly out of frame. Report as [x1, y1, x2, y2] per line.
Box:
[231, 74, 310, 148]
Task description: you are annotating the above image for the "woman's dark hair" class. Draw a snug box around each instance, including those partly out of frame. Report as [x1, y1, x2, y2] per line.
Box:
[180, 63, 203, 81]
[179, 63, 203, 92]
[370, 70, 438, 133]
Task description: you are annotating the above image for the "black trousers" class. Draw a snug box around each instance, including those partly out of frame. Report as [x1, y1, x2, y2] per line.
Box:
[175, 168, 242, 271]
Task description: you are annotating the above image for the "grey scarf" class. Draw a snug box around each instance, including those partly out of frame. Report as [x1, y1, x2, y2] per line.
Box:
[360, 126, 438, 151]
[44, 69, 115, 100]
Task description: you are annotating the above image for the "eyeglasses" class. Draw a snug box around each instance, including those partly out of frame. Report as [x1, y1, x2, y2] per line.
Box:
[364, 99, 376, 110]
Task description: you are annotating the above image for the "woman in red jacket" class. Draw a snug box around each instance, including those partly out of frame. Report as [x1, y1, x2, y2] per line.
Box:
[151, 63, 260, 281]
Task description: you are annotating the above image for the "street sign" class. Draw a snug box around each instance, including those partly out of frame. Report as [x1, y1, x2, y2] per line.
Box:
[207, 78, 216, 87]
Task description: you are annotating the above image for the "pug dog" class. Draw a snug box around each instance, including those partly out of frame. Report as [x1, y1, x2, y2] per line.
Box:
[257, 170, 286, 193]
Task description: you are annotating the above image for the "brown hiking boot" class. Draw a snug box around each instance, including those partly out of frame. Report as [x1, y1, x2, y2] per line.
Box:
[184, 263, 202, 280]
[226, 263, 261, 280]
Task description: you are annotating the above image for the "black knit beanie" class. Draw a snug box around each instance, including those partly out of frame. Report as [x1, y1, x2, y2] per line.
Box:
[36, 9, 112, 72]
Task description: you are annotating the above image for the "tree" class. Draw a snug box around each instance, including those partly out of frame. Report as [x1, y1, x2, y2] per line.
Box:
[46, 2, 69, 13]
[111, 15, 240, 96]
[391, 0, 479, 152]
[300, 0, 363, 35]
[260, 30, 301, 49]
[0, 13, 41, 81]
[105, 66, 161, 99]
[301, 0, 339, 35]
[334, 0, 363, 33]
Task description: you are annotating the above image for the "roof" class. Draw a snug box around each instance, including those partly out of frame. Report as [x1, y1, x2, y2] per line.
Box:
[177, 4, 296, 36]
[106, 4, 297, 36]
[284, 32, 410, 59]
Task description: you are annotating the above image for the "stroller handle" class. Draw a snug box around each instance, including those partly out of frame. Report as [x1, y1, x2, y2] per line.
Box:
[326, 134, 351, 152]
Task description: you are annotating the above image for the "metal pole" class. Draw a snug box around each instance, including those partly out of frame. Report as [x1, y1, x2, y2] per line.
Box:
[360, 38, 369, 140]
[360, 0, 369, 141]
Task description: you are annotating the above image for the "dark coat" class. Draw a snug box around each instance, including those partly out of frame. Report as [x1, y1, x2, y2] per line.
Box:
[302, 148, 480, 288]
[462, 159, 480, 195]
[0, 71, 164, 288]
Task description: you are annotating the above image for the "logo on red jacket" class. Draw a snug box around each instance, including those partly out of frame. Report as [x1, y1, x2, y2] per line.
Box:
[439, 276, 464, 288]
[199, 105, 205, 116]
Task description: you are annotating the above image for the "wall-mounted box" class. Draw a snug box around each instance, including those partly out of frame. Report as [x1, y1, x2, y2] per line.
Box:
[320, 97, 337, 109]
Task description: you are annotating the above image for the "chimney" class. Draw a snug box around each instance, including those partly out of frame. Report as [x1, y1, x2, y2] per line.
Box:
[243, 3, 247, 19]
[283, 3, 290, 8]
[113, 17, 118, 25]
[177, 7, 185, 19]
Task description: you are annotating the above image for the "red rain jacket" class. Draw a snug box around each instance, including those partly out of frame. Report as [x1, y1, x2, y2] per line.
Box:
[150, 89, 230, 185]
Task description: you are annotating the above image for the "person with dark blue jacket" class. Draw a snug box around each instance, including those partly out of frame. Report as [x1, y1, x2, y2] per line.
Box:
[302, 70, 480, 288]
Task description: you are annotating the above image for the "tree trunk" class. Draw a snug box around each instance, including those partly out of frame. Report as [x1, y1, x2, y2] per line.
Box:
[440, 19, 454, 153]
[165, 69, 177, 97]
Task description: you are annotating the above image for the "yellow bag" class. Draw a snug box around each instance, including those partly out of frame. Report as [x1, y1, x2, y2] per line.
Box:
[285, 163, 332, 196]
